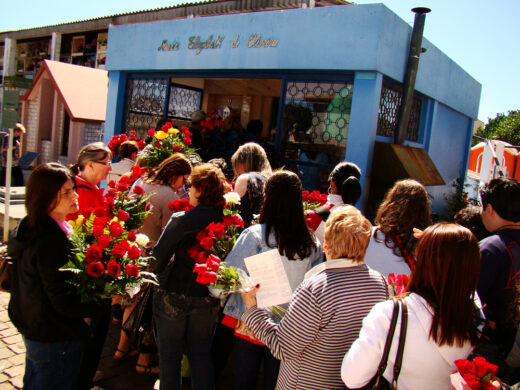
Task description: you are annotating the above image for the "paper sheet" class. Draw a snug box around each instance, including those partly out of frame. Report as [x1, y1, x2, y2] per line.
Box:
[244, 249, 293, 308]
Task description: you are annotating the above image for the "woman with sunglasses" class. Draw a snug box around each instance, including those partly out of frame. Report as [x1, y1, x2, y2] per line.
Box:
[70, 142, 113, 213]
[69, 142, 113, 389]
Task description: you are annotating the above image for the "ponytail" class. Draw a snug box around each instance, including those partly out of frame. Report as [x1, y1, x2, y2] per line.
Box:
[340, 176, 362, 205]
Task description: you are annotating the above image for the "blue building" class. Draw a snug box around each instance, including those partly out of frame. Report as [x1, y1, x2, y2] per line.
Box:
[104, 3, 481, 217]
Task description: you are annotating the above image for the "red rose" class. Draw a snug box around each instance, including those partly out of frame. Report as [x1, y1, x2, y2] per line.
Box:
[232, 215, 245, 227]
[207, 255, 221, 272]
[120, 239, 130, 250]
[129, 130, 136, 136]
[132, 185, 145, 195]
[93, 217, 108, 228]
[148, 128, 156, 137]
[138, 139, 146, 149]
[111, 243, 127, 258]
[485, 361, 498, 378]
[118, 175, 131, 186]
[85, 244, 102, 263]
[94, 206, 107, 218]
[319, 193, 328, 205]
[302, 190, 310, 202]
[195, 271, 217, 285]
[86, 262, 105, 277]
[127, 230, 137, 242]
[128, 245, 141, 260]
[124, 264, 139, 277]
[181, 126, 189, 133]
[172, 145, 182, 153]
[222, 215, 235, 226]
[117, 183, 129, 192]
[184, 130, 193, 138]
[117, 209, 130, 222]
[107, 189, 118, 197]
[107, 260, 121, 278]
[193, 263, 207, 274]
[309, 190, 320, 203]
[182, 137, 192, 146]
[187, 245, 202, 260]
[92, 225, 104, 238]
[154, 141, 161, 148]
[196, 229, 209, 242]
[98, 234, 112, 249]
[108, 180, 117, 189]
[120, 134, 128, 141]
[196, 252, 209, 264]
[208, 222, 226, 239]
[109, 221, 124, 238]
[105, 195, 114, 207]
[199, 237, 214, 251]
[80, 209, 92, 219]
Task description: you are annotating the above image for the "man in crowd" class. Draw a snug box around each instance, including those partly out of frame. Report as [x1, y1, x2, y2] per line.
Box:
[0, 123, 26, 186]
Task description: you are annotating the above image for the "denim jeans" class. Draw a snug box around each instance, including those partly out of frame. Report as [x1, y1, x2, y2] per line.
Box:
[233, 336, 280, 390]
[153, 288, 220, 390]
[23, 338, 83, 390]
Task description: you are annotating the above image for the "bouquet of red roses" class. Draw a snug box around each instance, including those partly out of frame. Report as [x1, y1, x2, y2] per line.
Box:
[63, 175, 157, 302]
[139, 122, 200, 167]
[168, 198, 194, 213]
[387, 273, 410, 296]
[302, 190, 327, 212]
[200, 110, 224, 134]
[451, 357, 500, 390]
[107, 130, 146, 156]
[188, 192, 249, 297]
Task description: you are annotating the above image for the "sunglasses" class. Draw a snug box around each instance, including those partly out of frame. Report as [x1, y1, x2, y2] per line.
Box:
[93, 161, 111, 167]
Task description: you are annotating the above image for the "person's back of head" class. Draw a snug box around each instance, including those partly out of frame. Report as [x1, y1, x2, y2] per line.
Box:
[408, 222, 481, 347]
[329, 162, 362, 205]
[144, 153, 192, 186]
[231, 142, 272, 178]
[118, 141, 139, 160]
[260, 170, 316, 260]
[480, 177, 520, 223]
[454, 205, 491, 241]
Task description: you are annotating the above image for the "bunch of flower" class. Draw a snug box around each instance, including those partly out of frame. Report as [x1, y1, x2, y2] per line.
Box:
[452, 357, 500, 390]
[302, 190, 327, 211]
[189, 192, 245, 294]
[387, 273, 410, 296]
[139, 122, 200, 167]
[107, 130, 146, 156]
[62, 175, 156, 302]
[168, 198, 194, 212]
[200, 110, 224, 134]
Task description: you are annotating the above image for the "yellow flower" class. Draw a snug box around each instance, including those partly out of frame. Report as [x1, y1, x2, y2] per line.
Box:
[75, 215, 85, 226]
[155, 131, 168, 140]
[168, 128, 180, 135]
[68, 220, 75, 227]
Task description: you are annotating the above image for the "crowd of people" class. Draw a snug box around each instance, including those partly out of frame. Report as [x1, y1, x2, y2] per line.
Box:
[5, 124, 520, 390]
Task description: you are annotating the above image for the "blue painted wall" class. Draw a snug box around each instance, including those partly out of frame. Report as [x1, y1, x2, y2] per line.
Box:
[106, 3, 480, 119]
[426, 101, 474, 215]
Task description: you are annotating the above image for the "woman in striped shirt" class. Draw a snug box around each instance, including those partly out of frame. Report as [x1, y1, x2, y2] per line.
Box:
[240, 205, 388, 389]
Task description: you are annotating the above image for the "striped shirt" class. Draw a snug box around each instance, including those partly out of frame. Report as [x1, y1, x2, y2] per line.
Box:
[243, 263, 388, 390]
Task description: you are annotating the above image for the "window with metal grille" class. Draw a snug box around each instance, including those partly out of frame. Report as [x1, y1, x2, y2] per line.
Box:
[167, 84, 202, 121]
[280, 80, 354, 191]
[377, 82, 422, 142]
[124, 77, 168, 136]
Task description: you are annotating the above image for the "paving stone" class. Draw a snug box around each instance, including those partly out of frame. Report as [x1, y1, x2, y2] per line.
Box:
[0, 373, 9, 383]
[0, 360, 13, 371]
[9, 375, 22, 389]
[1, 336, 21, 346]
[3, 365, 23, 379]
[0, 348, 13, 360]
[0, 329, 17, 339]
[0, 382, 16, 390]
[6, 355, 23, 366]
[5, 345, 23, 355]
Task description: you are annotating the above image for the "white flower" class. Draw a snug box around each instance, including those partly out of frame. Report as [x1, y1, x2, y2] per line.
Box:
[135, 233, 150, 248]
[224, 191, 241, 205]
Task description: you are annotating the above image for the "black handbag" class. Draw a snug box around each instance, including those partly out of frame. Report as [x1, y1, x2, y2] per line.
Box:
[122, 284, 157, 353]
[0, 255, 12, 292]
[348, 298, 409, 390]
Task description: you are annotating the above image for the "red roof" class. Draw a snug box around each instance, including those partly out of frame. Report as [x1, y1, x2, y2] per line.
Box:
[22, 60, 108, 122]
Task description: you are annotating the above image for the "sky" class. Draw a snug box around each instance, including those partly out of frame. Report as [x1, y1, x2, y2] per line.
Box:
[1, 0, 518, 123]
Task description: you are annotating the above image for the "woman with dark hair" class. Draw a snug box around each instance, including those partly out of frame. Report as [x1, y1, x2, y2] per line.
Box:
[223, 170, 323, 390]
[70, 142, 114, 389]
[342, 223, 484, 389]
[231, 142, 272, 227]
[305, 161, 362, 244]
[8, 163, 98, 389]
[152, 163, 228, 390]
[70, 142, 113, 212]
[107, 140, 139, 182]
[364, 179, 431, 277]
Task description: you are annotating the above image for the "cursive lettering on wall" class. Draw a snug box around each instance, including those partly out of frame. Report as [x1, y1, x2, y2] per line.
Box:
[188, 35, 225, 55]
[247, 33, 279, 48]
[158, 40, 180, 51]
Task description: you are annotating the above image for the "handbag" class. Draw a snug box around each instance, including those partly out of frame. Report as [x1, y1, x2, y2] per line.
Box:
[0, 255, 12, 293]
[122, 284, 157, 353]
[348, 298, 409, 390]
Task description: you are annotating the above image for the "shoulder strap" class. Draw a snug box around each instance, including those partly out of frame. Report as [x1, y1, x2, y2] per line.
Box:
[375, 299, 400, 381]
[392, 299, 408, 387]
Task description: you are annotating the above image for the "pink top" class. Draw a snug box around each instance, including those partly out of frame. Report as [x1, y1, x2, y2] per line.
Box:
[51, 216, 73, 237]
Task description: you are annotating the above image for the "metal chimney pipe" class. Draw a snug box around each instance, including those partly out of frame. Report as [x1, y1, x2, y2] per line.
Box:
[395, 7, 431, 145]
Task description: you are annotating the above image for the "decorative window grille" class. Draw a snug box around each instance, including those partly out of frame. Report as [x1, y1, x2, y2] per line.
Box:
[377, 82, 422, 142]
[281, 80, 354, 191]
[124, 78, 168, 136]
[168, 84, 202, 121]
[83, 122, 104, 145]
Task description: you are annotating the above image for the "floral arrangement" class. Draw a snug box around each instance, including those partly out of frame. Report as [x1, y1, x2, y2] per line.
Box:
[387, 273, 410, 296]
[139, 122, 200, 167]
[189, 192, 247, 296]
[302, 190, 327, 211]
[200, 110, 224, 134]
[63, 176, 157, 302]
[107, 130, 146, 156]
[451, 357, 500, 390]
[168, 198, 194, 213]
